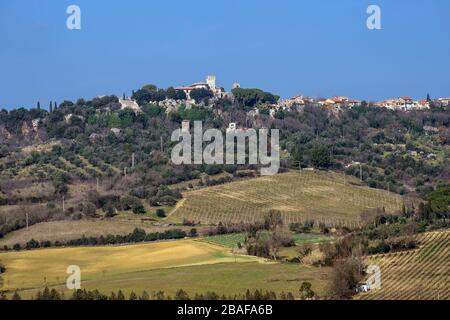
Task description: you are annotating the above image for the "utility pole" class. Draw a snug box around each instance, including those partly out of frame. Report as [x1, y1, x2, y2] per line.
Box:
[26, 213, 29, 231]
[160, 136, 164, 152]
[62, 196, 65, 214]
[124, 167, 127, 177]
[132, 152, 135, 168]
[96, 177, 99, 192]
[360, 164, 363, 181]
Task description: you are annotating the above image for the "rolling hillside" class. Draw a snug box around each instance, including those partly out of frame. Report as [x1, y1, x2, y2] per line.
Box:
[358, 229, 449, 300]
[168, 171, 405, 226]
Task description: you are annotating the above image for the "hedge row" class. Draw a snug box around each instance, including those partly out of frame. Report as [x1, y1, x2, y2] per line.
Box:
[3, 228, 198, 251]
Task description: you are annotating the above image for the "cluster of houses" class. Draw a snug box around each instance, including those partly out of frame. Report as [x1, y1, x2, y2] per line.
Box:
[277, 95, 361, 112]
[278, 95, 450, 113]
[375, 97, 430, 111]
[117, 74, 449, 116]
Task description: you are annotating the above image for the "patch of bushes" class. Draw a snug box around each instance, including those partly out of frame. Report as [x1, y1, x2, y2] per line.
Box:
[361, 218, 426, 240]
[233, 171, 256, 179]
[367, 237, 417, 255]
[290, 220, 315, 233]
[204, 221, 267, 236]
[246, 238, 271, 258]
[328, 258, 365, 300]
[182, 218, 197, 226]
[246, 229, 295, 259]
[147, 186, 182, 207]
[155, 208, 166, 218]
[202, 175, 233, 187]
[76, 202, 97, 217]
[120, 195, 146, 214]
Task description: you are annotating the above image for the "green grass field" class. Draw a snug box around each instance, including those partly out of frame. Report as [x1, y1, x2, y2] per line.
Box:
[202, 233, 247, 248]
[0, 239, 331, 299]
[0, 240, 257, 291]
[202, 232, 334, 249]
[167, 171, 404, 226]
[291, 233, 334, 245]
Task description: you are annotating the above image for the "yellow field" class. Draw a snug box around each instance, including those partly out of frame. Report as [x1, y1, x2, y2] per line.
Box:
[0, 240, 259, 292]
[168, 171, 404, 226]
[358, 229, 450, 300]
[0, 239, 332, 299]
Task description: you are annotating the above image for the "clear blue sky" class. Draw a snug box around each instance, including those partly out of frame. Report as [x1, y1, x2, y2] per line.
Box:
[1, 0, 449, 109]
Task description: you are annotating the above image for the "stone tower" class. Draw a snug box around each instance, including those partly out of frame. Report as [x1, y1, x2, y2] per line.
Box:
[206, 75, 216, 90]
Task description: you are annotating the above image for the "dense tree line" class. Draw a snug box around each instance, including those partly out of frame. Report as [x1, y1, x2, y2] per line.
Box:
[231, 88, 280, 110]
[132, 85, 187, 105]
[3, 228, 196, 251]
[1, 283, 318, 300]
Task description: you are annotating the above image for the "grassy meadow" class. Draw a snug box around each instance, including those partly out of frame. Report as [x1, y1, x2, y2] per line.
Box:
[0, 239, 331, 299]
[202, 232, 334, 249]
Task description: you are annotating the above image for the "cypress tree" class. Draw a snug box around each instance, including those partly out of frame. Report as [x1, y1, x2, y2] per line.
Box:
[12, 291, 22, 300]
[117, 290, 125, 300]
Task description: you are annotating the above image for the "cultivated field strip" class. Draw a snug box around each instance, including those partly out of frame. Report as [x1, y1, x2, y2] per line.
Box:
[359, 230, 450, 300]
[168, 171, 404, 226]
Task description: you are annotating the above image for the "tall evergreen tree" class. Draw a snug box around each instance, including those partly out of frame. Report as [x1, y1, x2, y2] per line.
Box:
[49, 101, 53, 113]
[12, 291, 22, 300]
[117, 290, 125, 300]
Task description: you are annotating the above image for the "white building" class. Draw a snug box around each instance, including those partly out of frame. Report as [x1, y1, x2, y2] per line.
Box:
[175, 75, 225, 100]
[181, 120, 190, 133]
[437, 98, 450, 106]
[119, 98, 141, 113]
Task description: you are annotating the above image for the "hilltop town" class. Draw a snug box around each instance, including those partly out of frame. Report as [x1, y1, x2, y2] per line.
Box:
[116, 75, 450, 118]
